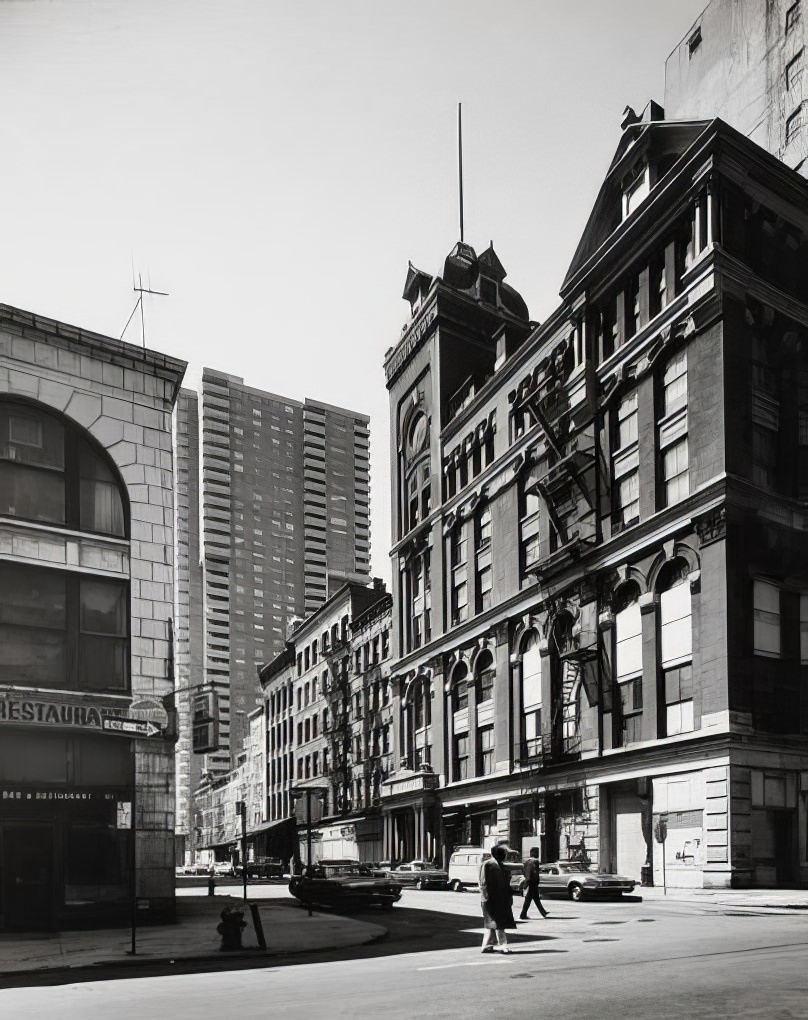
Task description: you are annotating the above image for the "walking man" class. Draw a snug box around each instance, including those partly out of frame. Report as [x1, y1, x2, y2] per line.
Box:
[519, 846, 549, 920]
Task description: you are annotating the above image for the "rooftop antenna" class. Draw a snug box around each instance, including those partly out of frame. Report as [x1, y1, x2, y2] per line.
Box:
[458, 102, 465, 243]
[120, 271, 169, 347]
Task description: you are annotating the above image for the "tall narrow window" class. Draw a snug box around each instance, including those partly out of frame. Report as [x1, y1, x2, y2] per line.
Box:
[476, 506, 493, 613]
[521, 632, 542, 759]
[475, 649, 495, 704]
[450, 662, 469, 782]
[658, 350, 689, 507]
[450, 524, 468, 625]
[658, 562, 694, 735]
[519, 483, 541, 577]
[477, 725, 494, 775]
[615, 585, 643, 745]
[753, 579, 781, 657]
[613, 391, 639, 528]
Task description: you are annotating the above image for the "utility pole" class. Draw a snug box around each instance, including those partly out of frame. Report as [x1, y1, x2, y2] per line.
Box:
[236, 800, 248, 902]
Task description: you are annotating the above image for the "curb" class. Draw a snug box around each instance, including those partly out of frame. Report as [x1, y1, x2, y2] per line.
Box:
[0, 923, 390, 983]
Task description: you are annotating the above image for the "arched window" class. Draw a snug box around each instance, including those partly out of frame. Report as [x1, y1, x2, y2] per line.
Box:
[474, 649, 496, 775]
[401, 411, 430, 536]
[614, 583, 643, 745]
[549, 613, 581, 755]
[475, 648, 495, 703]
[450, 661, 469, 713]
[518, 632, 542, 762]
[521, 631, 542, 759]
[449, 662, 469, 780]
[657, 559, 693, 735]
[0, 399, 127, 537]
[403, 676, 431, 769]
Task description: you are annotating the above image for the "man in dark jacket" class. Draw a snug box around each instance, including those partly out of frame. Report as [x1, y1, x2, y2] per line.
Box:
[519, 847, 549, 920]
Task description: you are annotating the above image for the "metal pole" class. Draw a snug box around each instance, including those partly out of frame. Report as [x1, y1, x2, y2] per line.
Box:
[241, 803, 248, 903]
[662, 834, 667, 896]
[458, 102, 464, 244]
[306, 790, 313, 918]
[128, 762, 137, 955]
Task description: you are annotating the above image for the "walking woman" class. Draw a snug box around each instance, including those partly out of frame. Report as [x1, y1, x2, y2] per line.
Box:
[479, 844, 516, 953]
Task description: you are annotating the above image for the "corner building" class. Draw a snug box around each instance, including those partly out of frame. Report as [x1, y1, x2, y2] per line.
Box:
[0, 305, 185, 928]
[384, 110, 808, 888]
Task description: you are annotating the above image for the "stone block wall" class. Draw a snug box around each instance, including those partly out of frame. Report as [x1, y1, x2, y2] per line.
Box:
[0, 307, 186, 921]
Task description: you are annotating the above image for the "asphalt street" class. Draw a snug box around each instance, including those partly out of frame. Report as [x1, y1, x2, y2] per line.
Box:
[3, 887, 807, 1019]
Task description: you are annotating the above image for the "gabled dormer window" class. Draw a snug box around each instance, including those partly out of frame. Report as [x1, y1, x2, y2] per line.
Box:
[622, 164, 650, 220]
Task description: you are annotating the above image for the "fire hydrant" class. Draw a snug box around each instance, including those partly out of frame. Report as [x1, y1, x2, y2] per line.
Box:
[217, 906, 246, 951]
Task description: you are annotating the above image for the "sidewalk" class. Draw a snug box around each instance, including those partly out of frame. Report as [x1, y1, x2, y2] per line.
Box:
[0, 894, 387, 978]
[636, 885, 808, 910]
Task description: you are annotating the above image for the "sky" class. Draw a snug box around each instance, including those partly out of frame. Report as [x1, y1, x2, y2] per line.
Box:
[0, 0, 707, 584]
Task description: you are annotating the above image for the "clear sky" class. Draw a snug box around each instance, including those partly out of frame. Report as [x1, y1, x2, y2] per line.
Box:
[0, 0, 707, 583]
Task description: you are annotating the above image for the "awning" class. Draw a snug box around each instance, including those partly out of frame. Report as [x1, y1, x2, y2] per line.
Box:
[247, 817, 294, 837]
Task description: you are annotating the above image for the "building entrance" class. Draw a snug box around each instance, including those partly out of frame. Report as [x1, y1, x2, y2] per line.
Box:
[2, 825, 54, 930]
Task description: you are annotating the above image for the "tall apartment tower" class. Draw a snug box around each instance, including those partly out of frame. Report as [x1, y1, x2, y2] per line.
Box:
[174, 370, 370, 852]
[666, 0, 808, 175]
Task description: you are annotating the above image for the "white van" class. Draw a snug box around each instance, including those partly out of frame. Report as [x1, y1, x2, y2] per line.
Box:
[447, 846, 523, 892]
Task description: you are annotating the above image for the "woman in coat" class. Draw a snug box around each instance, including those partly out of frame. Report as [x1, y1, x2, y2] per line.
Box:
[479, 843, 516, 953]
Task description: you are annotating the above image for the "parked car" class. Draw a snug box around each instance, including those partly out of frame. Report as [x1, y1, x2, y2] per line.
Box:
[447, 846, 524, 892]
[288, 861, 403, 911]
[235, 857, 285, 880]
[387, 860, 449, 890]
[212, 861, 236, 877]
[538, 861, 637, 901]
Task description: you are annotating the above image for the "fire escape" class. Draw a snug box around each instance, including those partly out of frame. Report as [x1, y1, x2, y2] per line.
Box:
[511, 341, 601, 577]
[323, 631, 352, 815]
[511, 341, 603, 777]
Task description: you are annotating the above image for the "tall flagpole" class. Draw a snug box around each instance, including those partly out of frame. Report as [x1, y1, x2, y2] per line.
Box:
[458, 102, 464, 244]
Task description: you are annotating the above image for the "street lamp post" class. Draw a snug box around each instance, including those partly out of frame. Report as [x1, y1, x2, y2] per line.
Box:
[292, 784, 328, 918]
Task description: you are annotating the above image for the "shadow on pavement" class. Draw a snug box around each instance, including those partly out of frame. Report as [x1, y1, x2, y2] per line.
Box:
[0, 897, 560, 989]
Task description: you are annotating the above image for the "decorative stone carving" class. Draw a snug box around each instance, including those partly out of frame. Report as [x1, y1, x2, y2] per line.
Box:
[695, 507, 727, 547]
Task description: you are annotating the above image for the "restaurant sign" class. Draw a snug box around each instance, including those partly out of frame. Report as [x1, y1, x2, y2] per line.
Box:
[0, 693, 163, 738]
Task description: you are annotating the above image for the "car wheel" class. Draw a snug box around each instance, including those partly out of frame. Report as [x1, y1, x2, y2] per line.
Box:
[415, 878, 425, 891]
[450, 879, 463, 892]
[568, 882, 583, 902]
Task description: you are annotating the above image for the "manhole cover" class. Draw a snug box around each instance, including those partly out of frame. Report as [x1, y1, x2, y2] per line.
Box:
[510, 973, 535, 980]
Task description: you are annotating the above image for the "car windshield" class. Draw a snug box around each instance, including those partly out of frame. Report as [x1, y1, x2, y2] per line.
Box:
[321, 864, 373, 878]
[559, 863, 591, 873]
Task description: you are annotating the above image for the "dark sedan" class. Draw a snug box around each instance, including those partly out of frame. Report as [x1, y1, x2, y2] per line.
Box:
[538, 861, 637, 900]
[289, 862, 403, 911]
[387, 860, 449, 890]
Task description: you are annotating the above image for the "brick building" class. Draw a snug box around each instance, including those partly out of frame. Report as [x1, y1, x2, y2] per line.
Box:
[383, 109, 808, 888]
[0, 305, 185, 928]
[259, 580, 393, 865]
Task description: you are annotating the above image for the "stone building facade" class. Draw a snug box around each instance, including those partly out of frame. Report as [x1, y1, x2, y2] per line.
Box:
[383, 111, 808, 888]
[0, 305, 185, 928]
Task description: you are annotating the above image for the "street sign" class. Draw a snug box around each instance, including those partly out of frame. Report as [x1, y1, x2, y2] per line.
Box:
[102, 716, 162, 738]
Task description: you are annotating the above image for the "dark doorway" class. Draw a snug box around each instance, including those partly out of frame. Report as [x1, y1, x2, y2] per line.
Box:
[3, 825, 55, 930]
[774, 811, 796, 885]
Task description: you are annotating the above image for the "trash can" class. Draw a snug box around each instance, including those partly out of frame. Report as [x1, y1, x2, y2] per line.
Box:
[641, 863, 653, 887]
